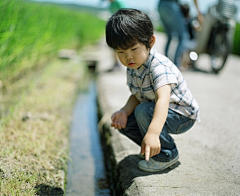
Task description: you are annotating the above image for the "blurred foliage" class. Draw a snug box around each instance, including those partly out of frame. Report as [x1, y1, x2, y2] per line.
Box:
[0, 0, 105, 84]
[233, 23, 240, 55]
[155, 25, 165, 33]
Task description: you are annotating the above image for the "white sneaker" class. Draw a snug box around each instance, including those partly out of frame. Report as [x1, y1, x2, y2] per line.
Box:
[138, 155, 179, 172]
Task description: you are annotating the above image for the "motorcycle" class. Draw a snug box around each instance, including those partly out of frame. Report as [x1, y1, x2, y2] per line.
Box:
[188, 0, 238, 74]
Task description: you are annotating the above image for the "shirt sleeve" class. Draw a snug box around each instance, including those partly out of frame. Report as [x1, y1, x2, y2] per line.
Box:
[150, 55, 178, 91]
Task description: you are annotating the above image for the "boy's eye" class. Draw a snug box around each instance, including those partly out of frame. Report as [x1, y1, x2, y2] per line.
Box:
[132, 48, 137, 51]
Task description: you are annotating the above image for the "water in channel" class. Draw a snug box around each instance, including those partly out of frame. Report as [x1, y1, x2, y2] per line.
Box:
[66, 81, 111, 195]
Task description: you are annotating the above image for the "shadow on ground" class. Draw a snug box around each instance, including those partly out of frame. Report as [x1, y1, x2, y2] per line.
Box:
[116, 154, 180, 194]
[35, 184, 64, 196]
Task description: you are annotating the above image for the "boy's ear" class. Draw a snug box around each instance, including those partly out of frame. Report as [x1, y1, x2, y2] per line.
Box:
[149, 35, 156, 48]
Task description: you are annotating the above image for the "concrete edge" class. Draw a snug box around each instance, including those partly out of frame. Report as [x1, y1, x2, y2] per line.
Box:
[97, 75, 144, 196]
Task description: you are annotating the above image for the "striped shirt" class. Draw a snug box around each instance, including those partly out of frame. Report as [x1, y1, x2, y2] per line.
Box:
[127, 49, 200, 121]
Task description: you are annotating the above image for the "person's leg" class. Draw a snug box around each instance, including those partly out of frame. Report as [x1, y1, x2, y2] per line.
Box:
[134, 103, 178, 162]
[174, 32, 189, 67]
[171, 5, 189, 67]
[134, 103, 195, 172]
[158, 1, 173, 57]
[155, 109, 196, 161]
[118, 112, 142, 146]
[161, 21, 172, 57]
[118, 103, 178, 155]
[158, 1, 189, 67]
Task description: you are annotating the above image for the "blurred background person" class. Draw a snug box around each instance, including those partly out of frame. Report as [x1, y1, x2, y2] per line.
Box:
[158, 0, 203, 69]
[107, 0, 127, 72]
[180, 3, 202, 40]
[108, 0, 126, 13]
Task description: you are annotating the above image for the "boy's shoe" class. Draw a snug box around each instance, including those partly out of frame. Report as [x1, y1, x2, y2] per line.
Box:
[138, 155, 179, 172]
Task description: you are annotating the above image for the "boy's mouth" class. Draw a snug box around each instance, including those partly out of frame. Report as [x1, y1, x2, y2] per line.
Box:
[128, 62, 135, 67]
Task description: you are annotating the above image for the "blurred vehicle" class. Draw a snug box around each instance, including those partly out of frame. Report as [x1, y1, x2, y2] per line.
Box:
[189, 0, 238, 73]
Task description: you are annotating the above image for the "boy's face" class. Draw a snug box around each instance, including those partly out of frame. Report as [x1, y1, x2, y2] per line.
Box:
[115, 36, 155, 69]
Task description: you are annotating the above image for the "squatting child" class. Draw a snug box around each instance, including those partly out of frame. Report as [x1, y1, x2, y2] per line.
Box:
[105, 8, 200, 172]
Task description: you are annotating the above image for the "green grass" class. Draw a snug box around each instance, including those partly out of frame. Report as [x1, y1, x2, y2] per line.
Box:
[0, 58, 87, 195]
[233, 23, 240, 55]
[0, 0, 105, 85]
[0, 0, 105, 194]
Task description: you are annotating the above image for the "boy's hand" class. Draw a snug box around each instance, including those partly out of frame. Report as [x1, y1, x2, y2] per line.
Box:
[141, 132, 161, 161]
[111, 110, 128, 129]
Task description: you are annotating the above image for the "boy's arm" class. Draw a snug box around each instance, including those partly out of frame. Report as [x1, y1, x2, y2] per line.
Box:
[194, 0, 204, 24]
[111, 94, 140, 129]
[121, 94, 140, 116]
[141, 84, 171, 161]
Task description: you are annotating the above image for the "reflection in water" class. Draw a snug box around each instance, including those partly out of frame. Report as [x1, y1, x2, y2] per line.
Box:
[66, 82, 111, 195]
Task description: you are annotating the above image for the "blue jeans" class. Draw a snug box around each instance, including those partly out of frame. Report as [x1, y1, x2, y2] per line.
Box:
[119, 102, 195, 162]
[158, 1, 189, 67]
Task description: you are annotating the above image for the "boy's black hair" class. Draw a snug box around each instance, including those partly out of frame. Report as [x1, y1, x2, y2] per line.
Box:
[106, 8, 154, 50]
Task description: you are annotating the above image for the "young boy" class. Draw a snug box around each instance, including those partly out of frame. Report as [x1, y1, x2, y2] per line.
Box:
[105, 8, 200, 172]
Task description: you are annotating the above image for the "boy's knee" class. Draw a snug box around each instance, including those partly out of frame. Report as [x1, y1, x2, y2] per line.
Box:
[134, 103, 154, 120]
[134, 104, 144, 119]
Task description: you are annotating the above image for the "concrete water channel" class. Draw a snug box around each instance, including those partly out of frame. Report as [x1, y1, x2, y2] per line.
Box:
[65, 79, 113, 195]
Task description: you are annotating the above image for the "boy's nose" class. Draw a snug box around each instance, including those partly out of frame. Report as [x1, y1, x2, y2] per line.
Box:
[125, 53, 132, 60]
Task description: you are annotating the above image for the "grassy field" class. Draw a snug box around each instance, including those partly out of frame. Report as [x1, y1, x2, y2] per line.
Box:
[0, 59, 87, 195]
[0, 0, 105, 195]
[0, 0, 105, 85]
